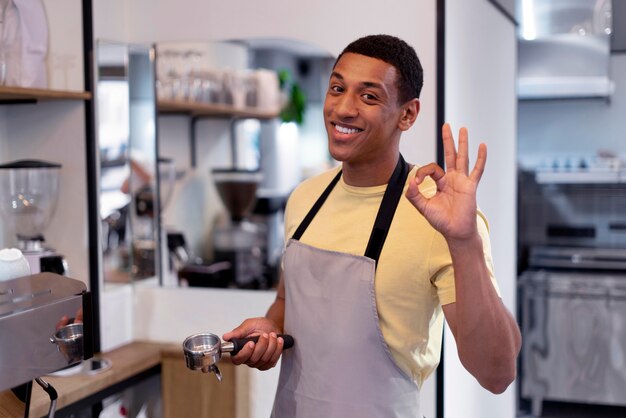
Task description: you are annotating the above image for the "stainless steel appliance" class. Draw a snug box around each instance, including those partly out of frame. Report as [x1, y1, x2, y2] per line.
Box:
[212, 169, 268, 288]
[0, 160, 68, 275]
[517, 0, 614, 99]
[518, 170, 626, 416]
[520, 247, 626, 416]
[0, 272, 93, 392]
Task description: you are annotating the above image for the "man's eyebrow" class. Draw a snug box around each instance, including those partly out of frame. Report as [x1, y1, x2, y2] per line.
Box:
[362, 81, 384, 90]
[330, 72, 384, 90]
[330, 71, 343, 80]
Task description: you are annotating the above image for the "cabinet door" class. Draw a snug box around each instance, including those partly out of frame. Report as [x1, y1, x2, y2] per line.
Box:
[161, 354, 245, 418]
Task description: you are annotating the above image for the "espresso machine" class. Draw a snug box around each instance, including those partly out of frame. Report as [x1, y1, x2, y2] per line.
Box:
[0, 160, 67, 275]
[212, 169, 268, 288]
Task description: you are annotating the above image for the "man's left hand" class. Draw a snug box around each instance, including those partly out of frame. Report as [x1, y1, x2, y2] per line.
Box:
[405, 123, 487, 241]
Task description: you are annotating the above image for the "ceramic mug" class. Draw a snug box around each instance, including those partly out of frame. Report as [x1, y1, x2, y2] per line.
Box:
[0, 248, 31, 281]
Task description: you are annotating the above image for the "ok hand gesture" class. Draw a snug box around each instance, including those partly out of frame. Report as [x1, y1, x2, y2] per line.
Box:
[405, 123, 487, 242]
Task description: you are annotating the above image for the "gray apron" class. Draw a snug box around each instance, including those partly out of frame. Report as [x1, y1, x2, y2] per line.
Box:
[271, 155, 422, 418]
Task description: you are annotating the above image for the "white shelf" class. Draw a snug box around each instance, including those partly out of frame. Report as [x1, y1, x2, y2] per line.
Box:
[158, 99, 279, 119]
[535, 170, 623, 184]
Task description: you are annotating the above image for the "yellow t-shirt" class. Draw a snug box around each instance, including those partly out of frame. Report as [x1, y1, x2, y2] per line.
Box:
[284, 165, 499, 387]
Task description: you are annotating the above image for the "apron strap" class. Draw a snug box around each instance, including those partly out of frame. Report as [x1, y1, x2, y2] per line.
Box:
[364, 154, 409, 265]
[291, 169, 343, 241]
[292, 155, 409, 266]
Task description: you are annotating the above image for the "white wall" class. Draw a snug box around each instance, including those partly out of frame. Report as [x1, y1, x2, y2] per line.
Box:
[43, 0, 85, 91]
[93, 0, 129, 44]
[444, 0, 517, 417]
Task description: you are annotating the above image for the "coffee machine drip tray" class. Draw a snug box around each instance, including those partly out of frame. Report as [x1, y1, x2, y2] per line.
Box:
[0, 273, 92, 392]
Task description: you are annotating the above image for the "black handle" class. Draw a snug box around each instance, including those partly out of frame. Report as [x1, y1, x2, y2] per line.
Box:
[230, 334, 295, 356]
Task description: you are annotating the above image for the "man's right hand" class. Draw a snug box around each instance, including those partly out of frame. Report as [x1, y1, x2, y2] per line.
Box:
[223, 317, 285, 371]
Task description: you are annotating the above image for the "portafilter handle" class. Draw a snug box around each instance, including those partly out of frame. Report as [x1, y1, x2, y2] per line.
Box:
[223, 334, 295, 356]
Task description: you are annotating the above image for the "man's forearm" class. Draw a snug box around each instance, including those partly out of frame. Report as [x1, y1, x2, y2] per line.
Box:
[446, 233, 522, 393]
[265, 296, 285, 333]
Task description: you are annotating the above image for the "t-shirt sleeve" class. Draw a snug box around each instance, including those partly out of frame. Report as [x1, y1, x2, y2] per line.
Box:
[430, 211, 500, 306]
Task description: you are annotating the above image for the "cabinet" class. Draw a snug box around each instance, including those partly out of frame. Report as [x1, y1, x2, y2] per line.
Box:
[161, 350, 246, 418]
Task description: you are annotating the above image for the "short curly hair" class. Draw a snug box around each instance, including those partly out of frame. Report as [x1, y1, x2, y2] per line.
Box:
[335, 34, 424, 103]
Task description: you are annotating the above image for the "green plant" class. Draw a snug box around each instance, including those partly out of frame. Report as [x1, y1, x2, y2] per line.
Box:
[278, 69, 306, 125]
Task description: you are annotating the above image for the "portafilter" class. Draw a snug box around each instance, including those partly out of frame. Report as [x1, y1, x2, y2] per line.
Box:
[183, 332, 294, 381]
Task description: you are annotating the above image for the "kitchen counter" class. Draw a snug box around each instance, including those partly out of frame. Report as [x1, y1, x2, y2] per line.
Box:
[0, 341, 179, 418]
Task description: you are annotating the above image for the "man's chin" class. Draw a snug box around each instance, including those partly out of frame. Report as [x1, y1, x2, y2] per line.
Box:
[328, 147, 350, 163]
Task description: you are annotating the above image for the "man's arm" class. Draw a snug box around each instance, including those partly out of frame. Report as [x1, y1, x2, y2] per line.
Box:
[405, 123, 521, 393]
[442, 233, 521, 394]
[266, 273, 286, 332]
[222, 273, 286, 370]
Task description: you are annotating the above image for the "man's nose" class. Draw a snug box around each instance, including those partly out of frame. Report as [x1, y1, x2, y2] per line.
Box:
[334, 94, 358, 118]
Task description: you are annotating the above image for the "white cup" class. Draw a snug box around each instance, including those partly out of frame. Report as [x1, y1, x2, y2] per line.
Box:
[0, 248, 32, 281]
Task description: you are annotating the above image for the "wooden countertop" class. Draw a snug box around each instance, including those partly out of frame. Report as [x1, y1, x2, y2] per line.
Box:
[0, 341, 181, 418]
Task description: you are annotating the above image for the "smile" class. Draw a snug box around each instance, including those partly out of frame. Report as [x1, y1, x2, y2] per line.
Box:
[333, 123, 363, 134]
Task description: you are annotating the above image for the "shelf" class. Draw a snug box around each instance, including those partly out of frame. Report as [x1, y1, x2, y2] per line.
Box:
[157, 99, 280, 119]
[535, 170, 624, 184]
[0, 86, 91, 102]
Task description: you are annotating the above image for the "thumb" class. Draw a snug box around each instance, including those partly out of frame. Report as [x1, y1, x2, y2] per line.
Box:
[223, 319, 259, 342]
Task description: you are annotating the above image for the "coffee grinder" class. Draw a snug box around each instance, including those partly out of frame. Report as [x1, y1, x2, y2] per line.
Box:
[212, 169, 268, 288]
[0, 160, 67, 274]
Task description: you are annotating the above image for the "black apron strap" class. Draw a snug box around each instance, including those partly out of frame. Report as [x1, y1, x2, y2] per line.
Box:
[292, 169, 343, 241]
[363, 154, 410, 265]
[292, 154, 410, 267]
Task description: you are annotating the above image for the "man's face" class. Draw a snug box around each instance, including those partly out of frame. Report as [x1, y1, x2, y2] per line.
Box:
[323, 52, 405, 166]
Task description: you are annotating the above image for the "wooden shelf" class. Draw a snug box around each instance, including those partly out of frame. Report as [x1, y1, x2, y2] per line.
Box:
[0, 86, 91, 102]
[158, 99, 280, 119]
[0, 341, 169, 418]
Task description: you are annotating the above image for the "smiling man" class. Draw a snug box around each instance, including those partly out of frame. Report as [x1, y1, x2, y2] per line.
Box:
[223, 34, 521, 418]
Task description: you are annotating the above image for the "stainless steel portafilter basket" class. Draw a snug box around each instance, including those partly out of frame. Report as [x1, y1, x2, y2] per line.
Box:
[182, 332, 294, 382]
[50, 323, 84, 365]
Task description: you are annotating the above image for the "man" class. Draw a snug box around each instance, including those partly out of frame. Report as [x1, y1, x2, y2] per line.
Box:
[223, 34, 521, 417]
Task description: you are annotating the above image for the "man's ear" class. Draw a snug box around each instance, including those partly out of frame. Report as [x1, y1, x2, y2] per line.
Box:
[398, 99, 420, 131]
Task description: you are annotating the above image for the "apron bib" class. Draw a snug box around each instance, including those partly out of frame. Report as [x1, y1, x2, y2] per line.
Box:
[271, 156, 421, 418]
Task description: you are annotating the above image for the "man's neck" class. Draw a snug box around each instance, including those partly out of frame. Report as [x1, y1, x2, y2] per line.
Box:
[341, 154, 400, 187]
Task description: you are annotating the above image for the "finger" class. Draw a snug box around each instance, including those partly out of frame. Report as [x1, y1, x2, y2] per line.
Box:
[470, 143, 488, 183]
[259, 333, 278, 364]
[442, 123, 457, 171]
[76, 308, 84, 324]
[223, 320, 254, 342]
[456, 127, 469, 174]
[55, 316, 70, 331]
[230, 341, 255, 366]
[405, 177, 429, 214]
[259, 337, 285, 371]
[271, 336, 285, 365]
[248, 333, 270, 365]
[415, 163, 446, 184]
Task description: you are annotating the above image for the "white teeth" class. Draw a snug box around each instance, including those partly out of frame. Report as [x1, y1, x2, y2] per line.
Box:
[335, 124, 360, 134]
